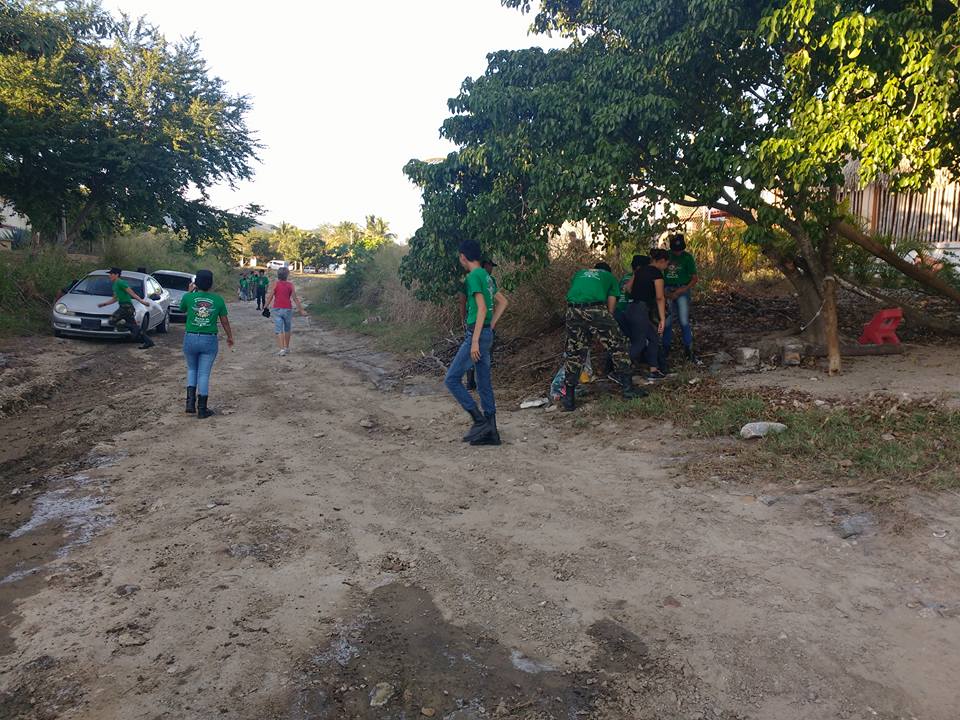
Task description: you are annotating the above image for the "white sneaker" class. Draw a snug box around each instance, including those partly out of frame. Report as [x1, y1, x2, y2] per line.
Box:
[279, 348, 288, 356]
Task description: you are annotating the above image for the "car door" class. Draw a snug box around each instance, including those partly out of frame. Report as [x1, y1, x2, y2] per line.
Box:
[145, 278, 163, 328]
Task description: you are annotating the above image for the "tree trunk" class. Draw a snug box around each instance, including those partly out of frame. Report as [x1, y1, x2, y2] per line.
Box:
[819, 224, 842, 374]
[777, 258, 827, 345]
[835, 220, 960, 305]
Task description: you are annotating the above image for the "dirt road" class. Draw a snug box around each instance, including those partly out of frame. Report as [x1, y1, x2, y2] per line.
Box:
[1, 293, 959, 719]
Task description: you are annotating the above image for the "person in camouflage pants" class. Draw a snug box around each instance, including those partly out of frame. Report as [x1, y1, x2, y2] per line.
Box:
[562, 263, 646, 411]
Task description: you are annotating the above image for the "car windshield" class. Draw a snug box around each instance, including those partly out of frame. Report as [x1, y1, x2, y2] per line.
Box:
[153, 273, 192, 291]
[70, 275, 143, 297]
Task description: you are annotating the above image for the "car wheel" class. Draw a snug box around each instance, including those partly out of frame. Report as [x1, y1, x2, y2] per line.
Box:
[156, 310, 170, 334]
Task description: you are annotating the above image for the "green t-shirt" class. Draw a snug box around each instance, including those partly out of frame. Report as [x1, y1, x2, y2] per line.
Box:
[258, 275, 269, 289]
[239, 277, 249, 288]
[663, 251, 697, 287]
[566, 269, 620, 305]
[616, 273, 632, 313]
[112, 278, 133, 305]
[180, 291, 228, 334]
[464, 267, 494, 326]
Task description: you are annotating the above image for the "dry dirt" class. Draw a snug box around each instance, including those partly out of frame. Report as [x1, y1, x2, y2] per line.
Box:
[1, 289, 959, 720]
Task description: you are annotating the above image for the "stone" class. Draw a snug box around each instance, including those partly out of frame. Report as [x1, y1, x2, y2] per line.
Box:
[739, 422, 788, 439]
[369, 682, 394, 707]
[838, 512, 875, 539]
[781, 343, 803, 366]
[735, 347, 760, 367]
[359, 418, 376, 429]
[117, 632, 147, 647]
[529, 483, 545, 494]
[421, 709, 436, 718]
[115, 584, 141, 597]
[520, 397, 550, 409]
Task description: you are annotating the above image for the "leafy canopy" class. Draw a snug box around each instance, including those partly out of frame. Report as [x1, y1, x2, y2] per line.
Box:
[402, 0, 960, 300]
[0, 0, 261, 246]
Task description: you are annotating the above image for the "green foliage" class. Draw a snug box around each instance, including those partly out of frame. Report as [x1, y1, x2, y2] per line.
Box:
[402, 0, 960, 306]
[0, 0, 261, 246]
[0, 248, 94, 335]
[834, 231, 960, 292]
[102, 231, 235, 279]
[685, 222, 773, 287]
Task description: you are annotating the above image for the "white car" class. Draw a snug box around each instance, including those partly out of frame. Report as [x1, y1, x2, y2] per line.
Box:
[152, 269, 195, 322]
[51, 270, 171, 339]
[266, 259, 287, 270]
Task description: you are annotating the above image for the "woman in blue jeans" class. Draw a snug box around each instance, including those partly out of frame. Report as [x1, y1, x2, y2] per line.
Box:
[179, 270, 234, 418]
[662, 234, 700, 364]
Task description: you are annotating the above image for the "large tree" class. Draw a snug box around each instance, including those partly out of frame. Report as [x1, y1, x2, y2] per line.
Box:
[0, 0, 261, 247]
[402, 0, 960, 365]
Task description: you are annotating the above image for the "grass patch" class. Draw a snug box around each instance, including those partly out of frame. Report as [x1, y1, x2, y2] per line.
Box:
[589, 379, 960, 490]
[0, 249, 97, 336]
[305, 276, 440, 355]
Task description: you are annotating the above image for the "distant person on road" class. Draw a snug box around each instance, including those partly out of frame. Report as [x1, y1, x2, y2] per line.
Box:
[445, 241, 507, 446]
[179, 269, 233, 418]
[266, 267, 306, 357]
[560, 262, 645, 412]
[97, 267, 154, 350]
[238, 273, 248, 301]
[255, 269, 269, 310]
[662, 233, 700, 365]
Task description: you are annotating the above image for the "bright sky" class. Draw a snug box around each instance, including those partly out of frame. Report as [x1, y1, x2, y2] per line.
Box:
[104, 0, 564, 240]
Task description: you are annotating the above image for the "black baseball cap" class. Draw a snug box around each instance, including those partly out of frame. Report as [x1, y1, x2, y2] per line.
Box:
[669, 234, 686, 251]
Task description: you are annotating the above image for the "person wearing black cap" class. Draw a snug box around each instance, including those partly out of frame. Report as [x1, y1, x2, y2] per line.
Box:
[662, 234, 700, 364]
[97, 267, 154, 349]
[178, 269, 234, 418]
[445, 240, 506, 446]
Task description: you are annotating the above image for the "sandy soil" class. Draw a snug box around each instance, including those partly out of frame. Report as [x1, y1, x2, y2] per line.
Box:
[1, 290, 959, 720]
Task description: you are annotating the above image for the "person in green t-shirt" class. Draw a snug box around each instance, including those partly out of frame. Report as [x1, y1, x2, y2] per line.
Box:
[255, 269, 269, 310]
[445, 241, 508, 446]
[98, 267, 154, 349]
[662, 234, 700, 364]
[180, 269, 234, 418]
[561, 262, 646, 412]
[457, 258, 504, 391]
[239, 273, 250, 301]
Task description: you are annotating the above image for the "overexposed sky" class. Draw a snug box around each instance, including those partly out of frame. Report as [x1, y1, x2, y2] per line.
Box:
[104, 0, 564, 240]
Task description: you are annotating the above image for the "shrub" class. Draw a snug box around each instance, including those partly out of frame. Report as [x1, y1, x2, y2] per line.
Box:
[0, 248, 96, 335]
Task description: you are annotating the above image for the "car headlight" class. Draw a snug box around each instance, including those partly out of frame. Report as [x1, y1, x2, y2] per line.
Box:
[55, 303, 73, 315]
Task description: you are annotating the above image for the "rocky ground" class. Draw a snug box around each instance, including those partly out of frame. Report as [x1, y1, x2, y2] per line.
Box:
[1, 287, 958, 720]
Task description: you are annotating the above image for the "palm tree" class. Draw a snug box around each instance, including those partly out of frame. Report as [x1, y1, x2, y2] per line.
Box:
[364, 214, 396, 241]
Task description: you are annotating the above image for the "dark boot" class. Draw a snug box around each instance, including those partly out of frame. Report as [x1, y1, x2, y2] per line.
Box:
[185, 386, 197, 414]
[470, 413, 501, 446]
[463, 407, 486, 442]
[619, 373, 648, 400]
[561, 382, 577, 412]
[197, 395, 215, 419]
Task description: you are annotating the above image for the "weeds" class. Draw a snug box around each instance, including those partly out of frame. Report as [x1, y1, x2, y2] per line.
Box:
[589, 379, 960, 490]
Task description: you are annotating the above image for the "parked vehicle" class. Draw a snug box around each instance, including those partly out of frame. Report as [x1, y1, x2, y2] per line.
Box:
[303, 266, 317, 274]
[266, 259, 287, 270]
[151, 269, 195, 322]
[52, 270, 171, 339]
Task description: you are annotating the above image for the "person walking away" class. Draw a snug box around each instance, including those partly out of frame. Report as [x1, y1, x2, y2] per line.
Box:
[98, 268, 154, 349]
[266, 267, 306, 356]
[444, 240, 507, 446]
[630, 249, 670, 378]
[180, 269, 233, 418]
[662, 234, 700, 364]
[255, 269, 268, 310]
[562, 263, 646, 412]
[458, 258, 502, 391]
[238, 273, 248, 301]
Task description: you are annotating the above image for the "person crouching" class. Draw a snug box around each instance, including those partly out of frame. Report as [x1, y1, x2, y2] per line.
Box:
[562, 262, 647, 412]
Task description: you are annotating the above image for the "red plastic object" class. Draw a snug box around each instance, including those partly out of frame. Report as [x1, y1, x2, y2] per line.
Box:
[858, 308, 903, 345]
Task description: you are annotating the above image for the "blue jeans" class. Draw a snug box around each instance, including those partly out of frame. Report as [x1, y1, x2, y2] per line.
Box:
[444, 327, 495, 416]
[273, 308, 292, 334]
[663, 288, 693, 353]
[183, 332, 219, 395]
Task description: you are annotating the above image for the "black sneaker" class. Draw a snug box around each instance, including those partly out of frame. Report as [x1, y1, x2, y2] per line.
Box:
[646, 369, 666, 380]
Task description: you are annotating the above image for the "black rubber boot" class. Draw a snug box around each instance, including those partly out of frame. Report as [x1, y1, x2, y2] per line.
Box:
[470, 413, 501, 446]
[185, 386, 197, 414]
[619, 373, 648, 400]
[463, 408, 486, 442]
[197, 395, 215, 419]
[561, 383, 577, 412]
